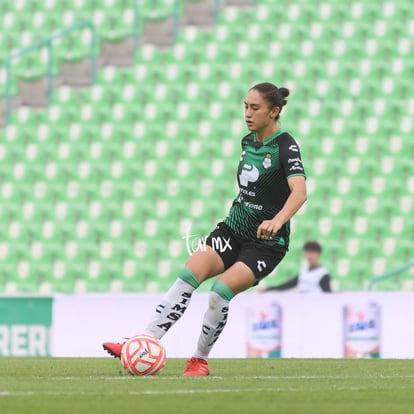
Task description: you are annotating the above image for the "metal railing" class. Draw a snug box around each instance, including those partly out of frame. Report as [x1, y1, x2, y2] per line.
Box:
[2, 0, 250, 125]
[368, 261, 414, 290]
[3, 19, 96, 125]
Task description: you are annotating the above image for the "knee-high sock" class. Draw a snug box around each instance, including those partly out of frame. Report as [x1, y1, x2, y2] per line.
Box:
[193, 280, 235, 360]
[145, 268, 200, 339]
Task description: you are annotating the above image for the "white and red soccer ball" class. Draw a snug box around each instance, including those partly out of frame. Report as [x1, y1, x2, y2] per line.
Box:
[121, 334, 166, 376]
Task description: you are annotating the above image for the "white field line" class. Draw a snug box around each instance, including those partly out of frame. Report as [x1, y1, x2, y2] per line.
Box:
[0, 387, 376, 397]
[2, 385, 414, 397]
[12, 374, 414, 381]
[0, 389, 285, 397]
[130, 388, 298, 395]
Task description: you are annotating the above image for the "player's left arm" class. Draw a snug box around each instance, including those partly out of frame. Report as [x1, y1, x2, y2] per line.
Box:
[257, 176, 307, 239]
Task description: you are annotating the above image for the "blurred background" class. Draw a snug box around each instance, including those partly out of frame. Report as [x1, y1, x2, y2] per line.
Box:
[0, 0, 413, 297]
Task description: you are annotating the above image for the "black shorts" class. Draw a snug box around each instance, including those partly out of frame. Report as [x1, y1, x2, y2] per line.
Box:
[205, 221, 287, 280]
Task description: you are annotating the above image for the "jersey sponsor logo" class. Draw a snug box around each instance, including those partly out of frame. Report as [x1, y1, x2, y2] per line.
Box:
[288, 144, 299, 152]
[240, 188, 256, 197]
[289, 164, 304, 172]
[244, 201, 263, 210]
[239, 164, 259, 187]
[262, 153, 272, 169]
[288, 156, 304, 172]
[257, 260, 267, 272]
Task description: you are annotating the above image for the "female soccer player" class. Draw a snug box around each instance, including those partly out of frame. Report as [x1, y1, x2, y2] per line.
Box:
[104, 82, 307, 376]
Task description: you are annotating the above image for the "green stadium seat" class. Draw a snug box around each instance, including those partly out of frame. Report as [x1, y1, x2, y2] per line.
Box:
[0, 0, 413, 292]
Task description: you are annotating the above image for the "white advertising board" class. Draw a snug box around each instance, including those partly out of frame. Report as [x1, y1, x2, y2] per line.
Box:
[51, 292, 414, 358]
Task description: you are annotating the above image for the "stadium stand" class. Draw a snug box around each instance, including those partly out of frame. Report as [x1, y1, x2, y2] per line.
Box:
[0, 0, 413, 293]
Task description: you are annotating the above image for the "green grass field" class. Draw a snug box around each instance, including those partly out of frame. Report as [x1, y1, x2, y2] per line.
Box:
[0, 358, 413, 414]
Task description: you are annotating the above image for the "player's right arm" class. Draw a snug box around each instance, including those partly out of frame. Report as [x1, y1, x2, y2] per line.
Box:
[256, 135, 307, 240]
[257, 175, 307, 239]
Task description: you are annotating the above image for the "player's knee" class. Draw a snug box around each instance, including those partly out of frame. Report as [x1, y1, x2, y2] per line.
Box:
[185, 251, 223, 283]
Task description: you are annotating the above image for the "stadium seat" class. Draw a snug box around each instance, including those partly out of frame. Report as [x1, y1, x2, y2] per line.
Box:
[1, 0, 413, 292]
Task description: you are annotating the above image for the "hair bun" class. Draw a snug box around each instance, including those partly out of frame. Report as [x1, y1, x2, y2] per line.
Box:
[278, 87, 290, 98]
[249, 82, 289, 120]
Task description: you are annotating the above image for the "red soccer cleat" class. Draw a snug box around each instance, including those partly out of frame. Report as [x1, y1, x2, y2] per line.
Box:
[183, 357, 210, 377]
[103, 341, 125, 359]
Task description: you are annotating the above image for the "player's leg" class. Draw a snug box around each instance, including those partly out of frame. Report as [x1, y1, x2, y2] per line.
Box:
[194, 261, 261, 353]
[143, 222, 238, 341]
[103, 225, 231, 358]
[184, 245, 286, 376]
[183, 262, 255, 376]
[144, 249, 225, 339]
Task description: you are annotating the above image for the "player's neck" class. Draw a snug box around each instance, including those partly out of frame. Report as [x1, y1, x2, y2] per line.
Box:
[255, 124, 279, 142]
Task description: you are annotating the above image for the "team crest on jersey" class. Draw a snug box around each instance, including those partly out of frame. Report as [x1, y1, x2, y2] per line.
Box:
[262, 153, 272, 169]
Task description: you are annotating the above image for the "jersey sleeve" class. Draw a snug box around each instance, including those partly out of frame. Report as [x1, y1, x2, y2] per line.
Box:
[278, 134, 306, 179]
[319, 274, 332, 292]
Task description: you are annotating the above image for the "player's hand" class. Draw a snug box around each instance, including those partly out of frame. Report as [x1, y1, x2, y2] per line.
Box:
[257, 219, 282, 240]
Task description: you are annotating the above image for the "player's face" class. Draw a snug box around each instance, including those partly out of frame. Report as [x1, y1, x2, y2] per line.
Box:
[304, 250, 320, 267]
[244, 89, 280, 132]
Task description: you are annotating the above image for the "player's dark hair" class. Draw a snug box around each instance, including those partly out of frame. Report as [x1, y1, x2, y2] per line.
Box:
[303, 241, 322, 253]
[250, 82, 290, 121]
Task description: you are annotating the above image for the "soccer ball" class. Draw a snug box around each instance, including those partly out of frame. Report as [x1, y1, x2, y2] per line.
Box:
[121, 334, 166, 376]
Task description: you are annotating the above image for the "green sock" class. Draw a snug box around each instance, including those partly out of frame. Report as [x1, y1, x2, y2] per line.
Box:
[179, 268, 200, 289]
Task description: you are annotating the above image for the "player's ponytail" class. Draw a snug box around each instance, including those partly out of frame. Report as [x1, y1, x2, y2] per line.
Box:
[250, 82, 290, 121]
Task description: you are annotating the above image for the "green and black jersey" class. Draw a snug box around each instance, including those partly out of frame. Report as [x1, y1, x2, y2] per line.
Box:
[224, 129, 306, 249]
